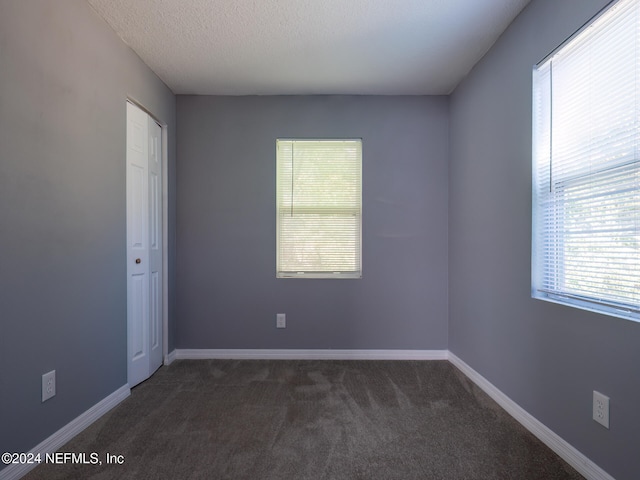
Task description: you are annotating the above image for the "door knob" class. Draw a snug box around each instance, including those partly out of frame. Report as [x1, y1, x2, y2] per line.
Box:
[135, 258, 141, 264]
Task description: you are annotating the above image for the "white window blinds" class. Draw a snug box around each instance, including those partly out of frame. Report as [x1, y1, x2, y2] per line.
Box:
[276, 139, 362, 278]
[532, 0, 640, 320]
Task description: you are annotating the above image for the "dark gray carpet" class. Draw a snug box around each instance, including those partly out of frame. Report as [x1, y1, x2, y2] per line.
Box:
[24, 360, 583, 479]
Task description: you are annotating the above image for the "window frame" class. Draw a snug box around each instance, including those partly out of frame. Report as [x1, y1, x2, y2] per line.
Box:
[531, 0, 640, 322]
[276, 138, 363, 279]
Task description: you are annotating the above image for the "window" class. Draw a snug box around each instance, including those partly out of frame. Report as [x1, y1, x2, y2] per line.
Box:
[276, 139, 362, 278]
[532, 0, 639, 321]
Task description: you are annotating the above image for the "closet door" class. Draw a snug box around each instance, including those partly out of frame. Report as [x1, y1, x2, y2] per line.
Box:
[126, 101, 162, 388]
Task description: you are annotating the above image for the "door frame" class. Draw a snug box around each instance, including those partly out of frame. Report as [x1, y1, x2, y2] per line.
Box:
[126, 97, 169, 370]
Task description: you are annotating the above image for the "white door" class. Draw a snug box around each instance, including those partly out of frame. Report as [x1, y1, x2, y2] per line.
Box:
[126, 101, 163, 388]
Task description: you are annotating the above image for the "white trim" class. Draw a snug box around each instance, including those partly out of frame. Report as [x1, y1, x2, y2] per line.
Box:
[164, 349, 177, 365]
[174, 349, 448, 361]
[0, 385, 130, 480]
[161, 122, 169, 364]
[448, 352, 615, 480]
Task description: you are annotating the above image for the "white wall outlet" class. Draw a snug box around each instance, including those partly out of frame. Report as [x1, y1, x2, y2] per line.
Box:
[276, 313, 286, 329]
[593, 391, 609, 429]
[42, 370, 56, 402]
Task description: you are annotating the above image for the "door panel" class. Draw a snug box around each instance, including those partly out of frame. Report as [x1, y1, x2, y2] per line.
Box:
[130, 165, 146, 249]
[131, 273, 147, 360]
[150, 271, 160, 351]
[150, 173, 159, 249]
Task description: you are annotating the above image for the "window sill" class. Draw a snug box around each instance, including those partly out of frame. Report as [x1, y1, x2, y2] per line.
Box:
[532, 291, 639, 323]
[277, 272, 362, 279]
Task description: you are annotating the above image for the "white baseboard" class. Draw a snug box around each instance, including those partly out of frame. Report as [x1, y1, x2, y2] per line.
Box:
[164, 349, 177, 365]
[0, 385, 130, 480]
[1, 353, 615, 480]
[447, 352, 614, 480]
[174, 348, 448, 361]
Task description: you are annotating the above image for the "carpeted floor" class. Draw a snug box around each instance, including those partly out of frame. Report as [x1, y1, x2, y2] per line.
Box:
[23, 360, 583, 479]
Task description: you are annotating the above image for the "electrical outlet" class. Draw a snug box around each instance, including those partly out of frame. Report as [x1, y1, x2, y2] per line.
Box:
[593, 391, 609, 429]
[276, 313, 286, 329]
[42, 370, 56, 402]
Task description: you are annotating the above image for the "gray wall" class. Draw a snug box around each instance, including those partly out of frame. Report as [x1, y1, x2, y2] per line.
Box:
[3, 0, 635, 477]
[448, 0, 640, 478]
[176, 96, 448, 350]
[0, 0, 176, 460]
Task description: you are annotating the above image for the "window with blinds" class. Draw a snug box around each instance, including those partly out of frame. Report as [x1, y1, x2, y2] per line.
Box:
[276, 139, 362, 278]
[532, 0, 639, 321]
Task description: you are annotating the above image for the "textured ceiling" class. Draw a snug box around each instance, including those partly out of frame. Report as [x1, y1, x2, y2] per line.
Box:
[87, 0, 530, 95]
